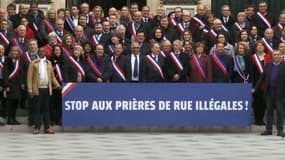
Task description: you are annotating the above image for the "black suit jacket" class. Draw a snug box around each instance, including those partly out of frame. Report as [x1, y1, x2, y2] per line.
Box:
[251, 13, 275, 36]
[231, 54, 252, 83]
[211, 53, 233, 82]
[142, 54, 165, 82]
[221, 16, 235, 31]
[165, 52, 190, 82]
[126, 54, 144, 82]
[126, 22, 150, 41]
[254, 63, 285, 99]
[63, 56, 88, 82]
[102, 54, 128, 82]
[139, 42, 151, 56]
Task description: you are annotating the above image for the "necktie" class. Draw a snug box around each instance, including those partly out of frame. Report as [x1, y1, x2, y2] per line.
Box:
[20, 38, 24, 44]
[133, 55, 138, 77]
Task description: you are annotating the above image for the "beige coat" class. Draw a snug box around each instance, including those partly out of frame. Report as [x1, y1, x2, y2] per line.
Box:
[27, 59, 60, 96]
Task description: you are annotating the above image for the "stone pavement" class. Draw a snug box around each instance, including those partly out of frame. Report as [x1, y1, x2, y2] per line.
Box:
[0, 131, 285, 160]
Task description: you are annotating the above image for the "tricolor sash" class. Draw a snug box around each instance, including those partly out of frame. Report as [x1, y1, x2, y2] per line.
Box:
[170, 19, 177, 26]
[234, 22, 243, 31]
[281, 37, 285, 43]
[8, 59, 20, 80]
[233, 56, 249, 83]
[33, 22, 38, 31]
[108, 45, 115, 53]
[62, 46, 72, 57]
[69, 56, 86, 80]
[262, 38, 274, 53]
[62, 83, 77, 97]
[12, 38, 25, 55]
[54, 63, 63, 82]
[252, 54, 264, 74]
[86, 56, 103, 78]
[159, 50, 166, 58]
[192, 17, 206, 27]
[209, 29, 217, 38]
[277, 23, 284, 31]
[145, 55, 164, 79]
[111, 56, 126, 81]
[131, 22, 140, 41]
[23, 52, 31, 63]
[222, 25, 229, 32]
[0, 32, 9, 45]
[177, 23, 185, 33]
[55, 33, 63, 44]
[169, 52, 183, 71]
[256, 12, 271, 28]
[192, 54, 206, 80]
[202, 28, 209, 33]
[44, 19, 55, 32]
[211, 52, 228, 75]
[66, 17, 75, 31]
[91, 35, 99, 46]
[0, 62, 3, 69]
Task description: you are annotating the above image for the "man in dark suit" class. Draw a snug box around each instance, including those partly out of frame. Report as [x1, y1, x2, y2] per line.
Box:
[102, 43, 128, 82]
[12, 25, 29, 55]
[262, 28, 280, 54]
[79, 2, 94, 28]
[159, 16, 179, 43]
[142, 5, 156, 29]
[126, 11, 150, 42]
[220, 5, 235, 31]
[90, 22, 110, 47]
[142, 43, 165, 82]
[211, 42, 233, 83]
[253, 50, 285, 137]
[0, 44, 6, 125]
[251, 1, 275, 37]
[0, 19, 15, 55]
[9, 3, 28, 29]
[165, 40, 190, 82]
[78, 14, 93, 38]
[136, 31, 151, 56]
[126, 42, 144, 82]
[273, 12, 285, 40]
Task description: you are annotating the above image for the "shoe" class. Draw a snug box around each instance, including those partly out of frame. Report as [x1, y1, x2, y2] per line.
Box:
[255, 121, 265, 126]
[44, 128, 55, 134]
[33, 128, 40, 134]
[277, 131, 285, 137]
[261, 130, 272, 136]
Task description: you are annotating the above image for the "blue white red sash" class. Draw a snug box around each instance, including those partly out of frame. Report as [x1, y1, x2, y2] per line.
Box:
[252, 54, 264, 74]
[257, 12, 271, 28]
[108, 45, 115, 53]
[54, 63, 63, 82]
[233, 56, 249, 83]
[66, 17, 75, 31]
[111, 56, 126, 81]
[234, 22, 243, 31]
[86, 56, 103, 78]
[169, 52, 183, 71]
[23, 51, 31, 63]
[0, 32, 9, 45]
[91, 35, 99, 46]
[170, 19, 177, 26]
[159, 50, 166, 58]
[69, 56, 86, 80]
[44, 19, 55, 32]
[145, 55, 164, 79]
[192, 17, 206, 27]
[192, 54, 206, 80]
[177, 23, 185, 33]
[33, 22, 38, 31]
[8, 59, 20, 80]
[62, 83, 77, 97]
[211, 52, 228, 75]
[131, 22, 140, 41]
[262, 38, 273, 53]
[12, 38, 25, 55]
[202, 28, 209, 33]
[222, 25, 229, 32]
[277, 23, 283, 31]
[209, 29, 217, 38]
[62, 46, 72, 57]
[55, 32, 63, 44]
[0, 62, 3, 69]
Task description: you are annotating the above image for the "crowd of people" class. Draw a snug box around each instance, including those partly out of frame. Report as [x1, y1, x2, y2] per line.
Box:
[0, 1, 284, 135]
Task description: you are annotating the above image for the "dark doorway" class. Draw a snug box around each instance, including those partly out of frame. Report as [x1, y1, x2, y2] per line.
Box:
[76, 0, 146, 15]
